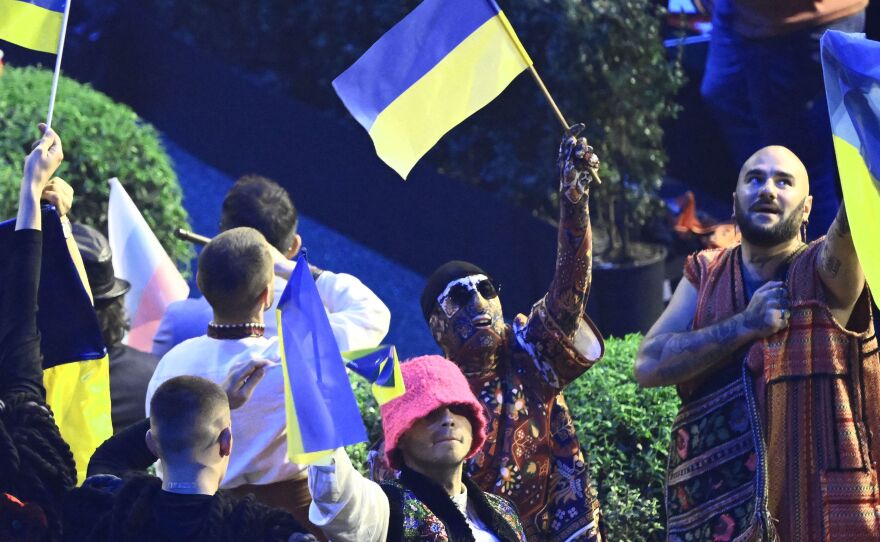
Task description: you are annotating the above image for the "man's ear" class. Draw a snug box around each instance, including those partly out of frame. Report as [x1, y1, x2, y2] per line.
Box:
[145, 428, 159, 458]
[219, 427, 232, 458]
[260, 283, 272, 311]
[285, 234, 302, 259]
[803, 194, 813, 222]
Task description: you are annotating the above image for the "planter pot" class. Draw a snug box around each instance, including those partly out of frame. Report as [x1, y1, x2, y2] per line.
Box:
[586, 243, 668, 339]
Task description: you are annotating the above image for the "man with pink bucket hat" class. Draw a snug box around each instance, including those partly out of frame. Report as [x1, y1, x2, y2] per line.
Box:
[308, 355, 527, 542]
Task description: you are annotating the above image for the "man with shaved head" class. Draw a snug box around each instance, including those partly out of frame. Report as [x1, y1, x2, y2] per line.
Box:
[635, 146, 879, 540]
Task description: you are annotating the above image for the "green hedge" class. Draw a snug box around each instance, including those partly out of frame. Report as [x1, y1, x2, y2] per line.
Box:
[0, 66, 193, 270]
[348, 334, 679, 541]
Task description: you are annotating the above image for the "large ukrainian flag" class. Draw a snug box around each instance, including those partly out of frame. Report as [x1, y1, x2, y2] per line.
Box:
[332, 0, 532, 179]
[0, 208, 112, 484]
[0, 0, 65, 54]
[821, 31, 880, 295]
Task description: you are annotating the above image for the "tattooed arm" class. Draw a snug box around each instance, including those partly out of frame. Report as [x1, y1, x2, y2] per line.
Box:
[634, 279, 789, 388]
[544, 125, 600, 333]
[818, 203, 865, 317]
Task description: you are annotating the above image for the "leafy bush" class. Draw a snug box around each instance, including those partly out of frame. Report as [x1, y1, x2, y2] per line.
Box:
[348, 335, 680, 541]
[0, 66, 193, 270]
[128, 0, 683, 258]
[568, 334, 680, 541]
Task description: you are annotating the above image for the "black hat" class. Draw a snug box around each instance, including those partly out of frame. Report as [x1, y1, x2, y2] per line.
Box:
[72, 223, 131, 301]
[420, 260, 489, 322]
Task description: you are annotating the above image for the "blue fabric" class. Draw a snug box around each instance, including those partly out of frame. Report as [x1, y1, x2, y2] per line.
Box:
[0, 208, 105, 368]
[700, 10, 865, 238]
[278, 252, 366, 454]
[821, 30, 880, 180]
[17, 0, 65, 14]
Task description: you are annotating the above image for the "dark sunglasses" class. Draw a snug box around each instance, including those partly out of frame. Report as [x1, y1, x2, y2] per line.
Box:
[438, 278, 500, 317]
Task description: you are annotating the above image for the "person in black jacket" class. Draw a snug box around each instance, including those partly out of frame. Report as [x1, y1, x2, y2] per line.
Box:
[64, 368, 318, 542]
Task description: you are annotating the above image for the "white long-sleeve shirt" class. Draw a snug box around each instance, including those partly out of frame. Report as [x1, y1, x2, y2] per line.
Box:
[308, 449, 501, 542]
[152, 270, 390, 358]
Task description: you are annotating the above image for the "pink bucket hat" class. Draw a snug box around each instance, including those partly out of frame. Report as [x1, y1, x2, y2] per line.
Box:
[381, 355, 488, 470]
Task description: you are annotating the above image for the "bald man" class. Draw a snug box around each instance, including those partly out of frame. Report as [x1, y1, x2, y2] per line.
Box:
[635, 146, 880, 540]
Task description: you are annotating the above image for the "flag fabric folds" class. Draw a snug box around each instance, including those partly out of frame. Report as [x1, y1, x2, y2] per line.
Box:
[277, 252, 367, 464]
[342, 345, 405, 405]
[0, 207, 112, 484]
[108, 178, 189, 352]
[0, 0, 65, 53]
[821, 31, 880, 295]
[332, 0, 532, 179]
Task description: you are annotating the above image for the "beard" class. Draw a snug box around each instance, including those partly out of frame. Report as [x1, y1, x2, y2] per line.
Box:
[735, 197, 806, 247]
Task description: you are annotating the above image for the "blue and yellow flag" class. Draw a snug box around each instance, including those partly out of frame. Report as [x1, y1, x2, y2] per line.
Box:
[342, 345, 405, 406]
[821, 31, 880, 295]
[332, 0, 532, 179]
[0, 0, 65, 54]
[0, 208, 112, 484]
[277, 252, 368, 464]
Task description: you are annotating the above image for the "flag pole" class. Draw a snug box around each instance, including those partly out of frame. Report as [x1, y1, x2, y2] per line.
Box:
[46, 0, 73, 128]
[525, 66, 569, 131]
[489, 1, 602, 183]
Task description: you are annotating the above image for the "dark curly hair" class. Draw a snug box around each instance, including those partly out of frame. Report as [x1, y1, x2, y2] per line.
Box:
[0, 392, 77, 542]
[220, 175, 298, 254]
[94, 297, 130, 348]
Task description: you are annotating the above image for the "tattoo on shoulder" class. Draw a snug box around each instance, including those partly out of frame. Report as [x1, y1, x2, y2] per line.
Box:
[822, 249, 842, 278]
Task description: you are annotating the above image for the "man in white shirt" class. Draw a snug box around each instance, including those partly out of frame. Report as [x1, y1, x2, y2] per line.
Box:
[146, 227, 323, 538]
[151, 175, 389, 358]
[308, 355, 527, 542]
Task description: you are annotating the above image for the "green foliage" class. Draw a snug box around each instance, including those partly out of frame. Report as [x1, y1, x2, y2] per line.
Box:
[346, 372, 383, 472]
[347, 335, 680, 541]
[567, 333, 680, 541]
[134, 0, 683, 260]
[0, 66, 193, 270]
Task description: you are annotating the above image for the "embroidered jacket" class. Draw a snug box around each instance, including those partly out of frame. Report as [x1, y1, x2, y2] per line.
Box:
[381, 468, 526, 542]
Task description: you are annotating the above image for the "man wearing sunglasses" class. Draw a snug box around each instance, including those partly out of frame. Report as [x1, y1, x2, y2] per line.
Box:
[417, 127, 606, 542]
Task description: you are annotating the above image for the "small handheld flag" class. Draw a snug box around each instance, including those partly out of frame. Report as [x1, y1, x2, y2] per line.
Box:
[108, 178, 189, 352]
[342, 345, 405, 405]
[0, 207, 112, 484]
[277, 251, 368, 464]
[332, 0, 533, 179]
[821, 31, 880, 295]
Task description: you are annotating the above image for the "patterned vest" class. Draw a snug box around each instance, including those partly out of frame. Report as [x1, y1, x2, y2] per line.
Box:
[668, 240, 880, 541]
[380, 468, 527, 542]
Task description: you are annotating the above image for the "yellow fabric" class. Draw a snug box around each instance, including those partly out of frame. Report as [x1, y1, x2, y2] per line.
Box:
[832, 135, 880, 296]
[368, 13, 530, 179]
[42, 355, 112, 485]
[0, 0, 62, 54]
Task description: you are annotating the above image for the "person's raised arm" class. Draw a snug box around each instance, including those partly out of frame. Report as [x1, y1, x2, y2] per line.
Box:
[634, 279, 789, 388]
[817, 203, 864, 319]
[16, 123, 64, 232]
[0, 125, 65, 399]
[544, 125, 600, 333]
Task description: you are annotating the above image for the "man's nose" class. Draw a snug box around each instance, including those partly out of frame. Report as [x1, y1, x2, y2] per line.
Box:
[438, 407, 456, 426]
[757, 181, 777, 200]
[472, 291, 489, 310]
